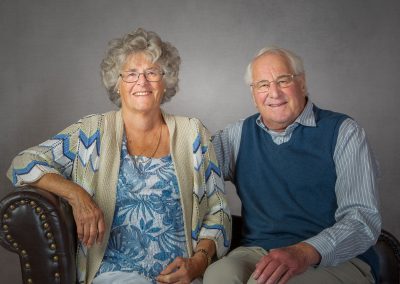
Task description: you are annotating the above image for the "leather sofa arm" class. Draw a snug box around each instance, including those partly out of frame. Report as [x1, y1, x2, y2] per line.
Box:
[0, 187, 76, 284]
[376, 229, 400, 284]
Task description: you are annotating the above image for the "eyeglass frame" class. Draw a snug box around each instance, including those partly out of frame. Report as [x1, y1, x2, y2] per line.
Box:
[250, 74, 300, 93]
[119, 68, 165, 83]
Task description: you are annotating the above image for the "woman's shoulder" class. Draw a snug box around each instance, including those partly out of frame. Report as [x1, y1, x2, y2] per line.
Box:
[78, 110, 119, 125]
[164, 113, 209, 134]
[70, 110, 120, 138]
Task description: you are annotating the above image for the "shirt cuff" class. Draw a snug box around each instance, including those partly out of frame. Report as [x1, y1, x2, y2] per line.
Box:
[304, 234, 336, 266]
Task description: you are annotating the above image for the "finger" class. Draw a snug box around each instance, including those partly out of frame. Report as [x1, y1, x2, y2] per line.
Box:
[87, 222, 97, 247]
[157, 270, 182, 284]
[156, 279, 179, 284]
[266, 264, 288, 284]
[160, 260, 180, 275]
[161, 257, 185, 275]
[253, 260, 280, 283]
[97, 214, 105, 244]
[158, 258, 186, 283]
[277, 269, 293, 284]
[253, 256, 272, 279]
[76, 219, 84, 241]
[81, 220, 91, 247]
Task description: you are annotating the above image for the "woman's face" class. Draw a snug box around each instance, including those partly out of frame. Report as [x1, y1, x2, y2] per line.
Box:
[119, 53, 165, 115]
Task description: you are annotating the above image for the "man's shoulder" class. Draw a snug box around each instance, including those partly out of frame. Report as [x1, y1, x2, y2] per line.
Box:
[243, 113, 260, 122]
[313, 105, 351, 122]
[223, 118, 248, 134]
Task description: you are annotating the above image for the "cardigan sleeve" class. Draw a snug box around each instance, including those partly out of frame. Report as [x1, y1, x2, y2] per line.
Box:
[7, 114, 102, 188]
[191, 118, 232, 258]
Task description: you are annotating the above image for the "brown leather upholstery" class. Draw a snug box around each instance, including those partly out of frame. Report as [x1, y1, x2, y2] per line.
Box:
[376, 229, 400, 284]
[0, 189, 399, 283]
[0, 187, 76, 284]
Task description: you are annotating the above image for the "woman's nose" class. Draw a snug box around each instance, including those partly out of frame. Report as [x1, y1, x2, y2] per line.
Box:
[136, 73, 149, 85]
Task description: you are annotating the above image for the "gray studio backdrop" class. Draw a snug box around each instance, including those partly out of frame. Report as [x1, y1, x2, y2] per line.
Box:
[1, 0, 399, 282]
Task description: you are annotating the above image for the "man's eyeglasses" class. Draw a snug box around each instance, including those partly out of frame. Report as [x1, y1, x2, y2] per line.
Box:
[251, 74, 299, 93]
[120, 69, 165, 83]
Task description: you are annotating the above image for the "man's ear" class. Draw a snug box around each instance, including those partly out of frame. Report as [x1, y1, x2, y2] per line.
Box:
[251, 91, 258, 108]
[298, 74, 307, 94]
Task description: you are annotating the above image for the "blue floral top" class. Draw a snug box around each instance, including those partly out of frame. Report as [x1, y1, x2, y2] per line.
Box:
[96, 135, 188, 283]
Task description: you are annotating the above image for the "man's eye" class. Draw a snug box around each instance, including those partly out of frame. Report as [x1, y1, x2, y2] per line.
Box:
[258, 82, 269, 88]
[277, 79, 289, 84]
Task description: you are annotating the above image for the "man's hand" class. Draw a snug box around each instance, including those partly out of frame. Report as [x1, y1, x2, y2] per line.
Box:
[252, 242, 321, 284]
[156, 253, 207, 284]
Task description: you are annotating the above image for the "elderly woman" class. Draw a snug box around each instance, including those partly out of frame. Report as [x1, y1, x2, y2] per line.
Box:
[7, 28, 231, 284]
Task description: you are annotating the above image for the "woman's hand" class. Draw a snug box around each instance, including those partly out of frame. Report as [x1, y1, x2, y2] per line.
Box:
[156, 239, 216, 283]
[68, 187, 105, 248]
[31, 173, 105, 248]
[156, 253, 207, 284]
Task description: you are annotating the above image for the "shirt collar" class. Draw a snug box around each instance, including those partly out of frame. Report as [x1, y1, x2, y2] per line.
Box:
[256, 99, 316, 134]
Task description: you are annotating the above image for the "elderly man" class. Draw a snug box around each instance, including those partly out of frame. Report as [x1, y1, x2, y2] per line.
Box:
[203, 47, 380, 283]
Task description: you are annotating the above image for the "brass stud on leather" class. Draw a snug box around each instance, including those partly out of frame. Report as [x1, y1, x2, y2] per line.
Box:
[40, 214, 46, 220]
[46, 232, 53, 239]
[29, 201, 36, 206]
[43, 223, 49, 229]
[53, 255, 59, 262]
[6, 234, 12, 240]
[20, 200, 26, 205]
[50, 243, 56, 250]
[55, 272, 60, 278]
[25, 263, 30, 269]
[3, 213, 9, 219]
[12, 242, 18, 248]
[27, 278, 33, 283]
[2, 224, 9, 230]
[21, 250, 27, 256]
[35, 207, 42, 213]
[10, 204, 15, 210]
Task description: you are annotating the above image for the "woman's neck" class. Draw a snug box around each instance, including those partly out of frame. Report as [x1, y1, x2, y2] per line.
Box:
[122, 108, 164, 134]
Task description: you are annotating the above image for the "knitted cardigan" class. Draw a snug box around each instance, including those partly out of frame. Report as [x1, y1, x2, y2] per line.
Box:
[7, 110, 231, 283]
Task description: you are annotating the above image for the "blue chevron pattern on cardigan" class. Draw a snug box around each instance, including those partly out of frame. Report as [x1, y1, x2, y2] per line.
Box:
[77, 130, 101, 171]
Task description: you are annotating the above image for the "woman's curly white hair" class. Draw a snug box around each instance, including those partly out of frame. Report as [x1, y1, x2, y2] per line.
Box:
[100, 28, 181, 106]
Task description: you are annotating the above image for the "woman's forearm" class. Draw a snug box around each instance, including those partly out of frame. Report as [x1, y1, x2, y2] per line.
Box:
[31, 173, 105, 247]
[30, 173, 84, 205]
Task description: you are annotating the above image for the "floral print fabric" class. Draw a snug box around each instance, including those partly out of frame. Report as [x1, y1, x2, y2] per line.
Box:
[96, 136, 187, 283]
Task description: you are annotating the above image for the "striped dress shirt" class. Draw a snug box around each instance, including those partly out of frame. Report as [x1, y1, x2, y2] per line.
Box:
[212, 100, 381, 266]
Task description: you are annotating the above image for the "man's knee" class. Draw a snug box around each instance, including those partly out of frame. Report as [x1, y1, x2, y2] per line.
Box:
[203, 256, 253, 284]
[287, 259, 374, 284]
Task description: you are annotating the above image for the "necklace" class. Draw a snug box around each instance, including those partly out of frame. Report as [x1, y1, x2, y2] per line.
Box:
[146, 123, 162, 158]
[130, 124, 163, 174]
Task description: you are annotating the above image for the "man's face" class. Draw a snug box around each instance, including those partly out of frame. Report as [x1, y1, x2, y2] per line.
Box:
[251, 53, 307, 132]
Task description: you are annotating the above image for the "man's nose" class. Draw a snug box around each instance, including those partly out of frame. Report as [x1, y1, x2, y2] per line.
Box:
[268, 82, 281, 98]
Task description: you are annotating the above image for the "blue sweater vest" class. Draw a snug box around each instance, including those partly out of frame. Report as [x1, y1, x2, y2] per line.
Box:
[235, 106, 378, 279]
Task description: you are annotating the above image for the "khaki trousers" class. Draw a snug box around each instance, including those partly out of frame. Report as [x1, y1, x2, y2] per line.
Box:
[203, 246, 375, 284]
